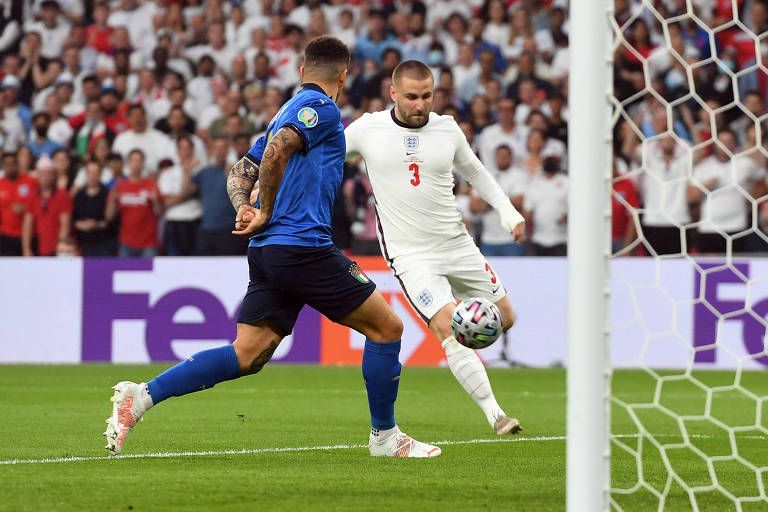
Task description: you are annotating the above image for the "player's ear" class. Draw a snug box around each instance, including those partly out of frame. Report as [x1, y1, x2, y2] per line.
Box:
[299, 65, 305, 82]
[389, 83, 397, 103]
[338, 68, 348, 88]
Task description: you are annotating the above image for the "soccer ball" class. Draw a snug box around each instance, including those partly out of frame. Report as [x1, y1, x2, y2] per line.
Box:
[450, 298, 504, 349]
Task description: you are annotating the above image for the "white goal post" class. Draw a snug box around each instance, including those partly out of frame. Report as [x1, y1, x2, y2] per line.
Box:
[567, 1, 612, 511]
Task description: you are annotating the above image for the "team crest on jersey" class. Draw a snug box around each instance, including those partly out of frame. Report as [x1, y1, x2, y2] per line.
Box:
[297, 107, 318, 128]
[403, 135, 419, 149]
[348, 263, 370, 284]
[418, 290, 433, 307]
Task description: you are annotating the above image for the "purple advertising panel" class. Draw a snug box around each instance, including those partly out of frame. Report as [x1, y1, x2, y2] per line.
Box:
[81, 258, 321, 363]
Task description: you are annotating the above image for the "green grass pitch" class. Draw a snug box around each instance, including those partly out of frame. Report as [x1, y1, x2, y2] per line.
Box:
[1, 365, 766, 511]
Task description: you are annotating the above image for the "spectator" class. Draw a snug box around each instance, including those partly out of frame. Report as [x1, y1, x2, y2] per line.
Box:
[353, 9, 397, 64]
[24, 0, 71, 61]
[72, 98, 113, 158]
[482, 0, 509, 52]
[71, 136, 115, 191]
[0, 151, 37, 256]
[22, 154, 72, 256]
[521, 129, 546, 178]
[42, 93, 74, 148]
[55, 235, 78, 256]
[639, 135, 692, 255]
[687, 130, 766, 254]
[505, 51, 551, 101]
[186, 21, 237, 75]
[85, 1, 114, 54]
[107, 149, 162, 258]
[189, 137, 247, 256]
[468, 95, 493, 134]
[112, 103, 175, 174]
[343, 164, 379, 255]
[470, 145, 528, 256]
[523, 156, 568, 256]
[94, 81, 129, 135]
[547, 91, 568, 145]
[459, 48, 503, 104]
[1, 74, 31, 135]
[157, 148, 203, 256]
[612, 157, 639, 255]
[476, 98, 527, 169]
[156, 105, 206, 164]
[515, 80, 550, 126]
[72, 160, 115, 256]
[452, 43, 481, 95]
[51, 148, 73, 190]
[27, 112, 60, 158]
[0, 86, 25, 153]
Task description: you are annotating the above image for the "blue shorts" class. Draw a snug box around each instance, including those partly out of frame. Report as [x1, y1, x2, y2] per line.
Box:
[237, 244, 377, 335]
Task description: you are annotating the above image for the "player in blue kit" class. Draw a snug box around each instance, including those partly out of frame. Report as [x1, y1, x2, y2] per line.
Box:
[103, 36, 440, 459]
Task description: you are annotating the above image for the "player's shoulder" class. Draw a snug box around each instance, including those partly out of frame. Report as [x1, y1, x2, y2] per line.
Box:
[424, 112, 462, 133]
[359, 109, 392, 125]
[282, 91, 339, 124]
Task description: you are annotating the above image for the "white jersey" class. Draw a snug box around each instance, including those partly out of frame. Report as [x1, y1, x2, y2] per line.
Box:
[345, 110, 508, 261]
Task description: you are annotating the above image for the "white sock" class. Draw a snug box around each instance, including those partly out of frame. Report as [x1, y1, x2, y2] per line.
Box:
[441, 336, 504, 427]
[139, 382, 154, 412]
[371, 425, 398, 442]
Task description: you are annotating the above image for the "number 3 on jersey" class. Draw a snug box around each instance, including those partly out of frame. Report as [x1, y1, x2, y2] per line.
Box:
[409, 163, 420, 186]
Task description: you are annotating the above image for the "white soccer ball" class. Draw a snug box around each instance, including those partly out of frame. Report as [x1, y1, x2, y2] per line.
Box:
[450, 298, 504, 350]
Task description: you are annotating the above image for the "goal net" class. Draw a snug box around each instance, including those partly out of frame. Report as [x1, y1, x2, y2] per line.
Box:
[607, 1, 768, 510]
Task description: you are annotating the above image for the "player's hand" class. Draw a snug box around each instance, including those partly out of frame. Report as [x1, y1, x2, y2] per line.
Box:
[511, 221, 526, 244]
[233, 205, 267, 238]
[496, 201, 526, 241]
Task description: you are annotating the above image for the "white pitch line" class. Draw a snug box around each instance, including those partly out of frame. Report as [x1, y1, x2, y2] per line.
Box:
[2, 433, 766, 466]
[0, 436, 563, 466]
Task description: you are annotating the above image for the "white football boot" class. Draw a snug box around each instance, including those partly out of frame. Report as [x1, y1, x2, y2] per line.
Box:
[368, 427, 441, 458]
[103, 381, 152, 455]
[494, 415, 522, 435]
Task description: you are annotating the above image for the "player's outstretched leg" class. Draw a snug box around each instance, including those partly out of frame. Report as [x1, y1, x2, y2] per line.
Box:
[431, 301, 522, 435]
[338, 290, 440, 458]
[104, 322, 282, 455]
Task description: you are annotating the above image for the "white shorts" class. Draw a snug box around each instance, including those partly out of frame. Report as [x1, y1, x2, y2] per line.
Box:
[389, 235, 507, 323]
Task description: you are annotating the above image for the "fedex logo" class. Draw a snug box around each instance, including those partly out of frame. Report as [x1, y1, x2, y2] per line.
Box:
[693, 262, 768, 366]
[80, 259, 320, 363]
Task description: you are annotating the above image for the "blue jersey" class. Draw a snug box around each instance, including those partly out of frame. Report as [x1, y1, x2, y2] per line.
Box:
[246, 83, 345, 247]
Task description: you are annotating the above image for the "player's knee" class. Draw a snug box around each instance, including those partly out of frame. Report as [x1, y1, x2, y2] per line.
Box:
[429, 303, 455, 341]
[233, 324, 283, 375]
[375, 313, 403, 342]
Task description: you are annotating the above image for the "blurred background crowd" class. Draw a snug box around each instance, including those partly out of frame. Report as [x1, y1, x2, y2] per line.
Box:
[0, 0, 766, 258]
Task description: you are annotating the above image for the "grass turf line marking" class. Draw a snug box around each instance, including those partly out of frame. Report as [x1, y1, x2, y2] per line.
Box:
[2, 433, 766, 466]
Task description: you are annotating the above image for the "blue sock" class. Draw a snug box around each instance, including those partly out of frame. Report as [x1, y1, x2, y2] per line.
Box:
[362, 339, 401, 430]
[147, 344, 241, 405]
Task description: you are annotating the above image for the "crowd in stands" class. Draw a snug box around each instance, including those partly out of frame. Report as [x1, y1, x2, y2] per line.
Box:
[0, 0, 765, 258]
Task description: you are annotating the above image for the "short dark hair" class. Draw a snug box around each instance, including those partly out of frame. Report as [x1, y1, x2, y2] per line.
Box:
[382, 47, 402, 61]
[127, 148, 145, 160]
[128, 103, 146, 115]
[392, 60, 433, 86]
[303, 36, 350, 81]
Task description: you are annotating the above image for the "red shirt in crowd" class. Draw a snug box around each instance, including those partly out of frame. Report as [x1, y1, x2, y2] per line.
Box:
[27, 189, 73, 256]
[612, 176, 639, 241]
[112, 178, 161, 250]
[84, 24, 114, 54]
[0, 175, 38, 238]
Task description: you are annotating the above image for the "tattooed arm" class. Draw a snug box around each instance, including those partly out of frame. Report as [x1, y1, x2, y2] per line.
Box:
[231, 126, 305, 237]
[226, 154, 260, 214]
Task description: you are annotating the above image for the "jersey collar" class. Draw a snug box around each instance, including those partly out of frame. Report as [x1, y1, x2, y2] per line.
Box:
[300, 82, 329, 97]
[390, 107, 428, 129]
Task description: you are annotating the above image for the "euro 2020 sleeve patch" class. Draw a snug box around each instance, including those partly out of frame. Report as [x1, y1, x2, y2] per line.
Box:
[297, 107, 318, 128]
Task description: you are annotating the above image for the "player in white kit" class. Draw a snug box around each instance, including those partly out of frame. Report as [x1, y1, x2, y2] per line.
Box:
[345, 61, 526, 435]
